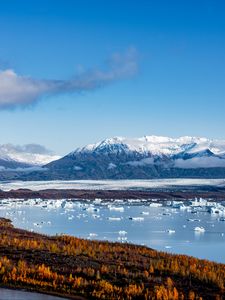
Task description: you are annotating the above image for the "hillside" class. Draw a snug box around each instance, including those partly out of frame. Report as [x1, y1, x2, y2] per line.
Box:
[20, 135, 225, 180]
[0, 217, 224, 299]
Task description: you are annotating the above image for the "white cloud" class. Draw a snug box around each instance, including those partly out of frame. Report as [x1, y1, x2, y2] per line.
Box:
[73, 166, 82, 171]
[126, 157, 154, 166]
[174, 157, 225, 168]
[0, 166, 47, 172]
[0, 48, 138, 108]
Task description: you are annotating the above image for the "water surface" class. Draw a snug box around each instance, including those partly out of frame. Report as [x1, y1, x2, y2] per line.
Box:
[0, 288, 68, 300]
[0, 200, 224, 263]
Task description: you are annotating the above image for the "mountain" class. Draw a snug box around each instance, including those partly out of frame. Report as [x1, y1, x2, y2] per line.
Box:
[0, 143, 60, 180]
[19, 135, 225, 180]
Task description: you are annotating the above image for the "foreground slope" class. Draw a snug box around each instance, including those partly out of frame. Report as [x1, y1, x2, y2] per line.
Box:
[0, 218, 224, 299]
[22, 135, 225, 180]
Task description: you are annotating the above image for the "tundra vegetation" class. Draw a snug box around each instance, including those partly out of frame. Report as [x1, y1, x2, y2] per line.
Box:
[0, 218, 224, 299]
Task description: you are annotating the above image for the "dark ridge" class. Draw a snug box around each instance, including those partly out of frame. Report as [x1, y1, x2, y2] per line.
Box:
[0, 188, 225, 201]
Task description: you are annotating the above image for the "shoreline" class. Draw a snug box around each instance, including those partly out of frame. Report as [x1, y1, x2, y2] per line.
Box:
[1, 187, 225, 201]
[0, 286, 85, 300]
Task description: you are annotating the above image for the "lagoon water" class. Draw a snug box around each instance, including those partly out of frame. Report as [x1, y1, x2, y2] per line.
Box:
[0, 288, 68, 300]
[0, 200, 225, 264]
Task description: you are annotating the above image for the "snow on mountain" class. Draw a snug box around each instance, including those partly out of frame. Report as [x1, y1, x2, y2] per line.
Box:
[62, 135, 225, 173]
[0, 143, 60, 166]
[6, 135, 225, 181]
[71, 135, 225, 158]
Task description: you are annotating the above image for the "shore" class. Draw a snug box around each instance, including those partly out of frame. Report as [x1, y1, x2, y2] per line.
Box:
[1, 187, 225, 201]
[0, 287, 78, 300]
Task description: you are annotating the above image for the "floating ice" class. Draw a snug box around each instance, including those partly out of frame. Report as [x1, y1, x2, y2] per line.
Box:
[108, 217, 121, 221]
[194, 226, 205, 232]
[118, 230, 127, 235]
[89, 233, 98, 237]
[118, 237, 127, 242]
[167, 229, 175, 234]
[108, 206, 124, 212]
[129, 217, 144, 221]
[149, 203, 162, 207]
[165, 246, 172, 249]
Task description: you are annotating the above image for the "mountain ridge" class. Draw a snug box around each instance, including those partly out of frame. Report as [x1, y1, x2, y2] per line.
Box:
[69, 135, 225, 157]
[15, 135, 225, 181]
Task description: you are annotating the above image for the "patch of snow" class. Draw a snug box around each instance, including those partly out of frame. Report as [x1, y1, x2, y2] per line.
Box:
[108, 163, 117, 170]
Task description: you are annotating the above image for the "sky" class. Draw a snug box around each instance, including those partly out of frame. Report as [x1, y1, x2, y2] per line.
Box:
[0, 0, 225, 155]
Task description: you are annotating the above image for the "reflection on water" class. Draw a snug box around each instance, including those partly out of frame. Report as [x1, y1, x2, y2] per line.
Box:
[0, 288, 68, 300]
[0, 200, 225, 263]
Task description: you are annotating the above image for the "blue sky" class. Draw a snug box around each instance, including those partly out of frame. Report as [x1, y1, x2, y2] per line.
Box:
[0, 0, 225, 155]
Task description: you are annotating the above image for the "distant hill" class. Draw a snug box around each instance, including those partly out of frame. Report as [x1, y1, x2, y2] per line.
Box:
[0, 143, 60, 180]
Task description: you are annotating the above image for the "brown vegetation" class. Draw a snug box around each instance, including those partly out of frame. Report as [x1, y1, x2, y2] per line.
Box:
[0, 188, 225, 201]
[0, 217, 224, 299]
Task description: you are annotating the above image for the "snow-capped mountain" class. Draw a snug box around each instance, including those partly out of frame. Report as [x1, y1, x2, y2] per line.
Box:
[20, 135, 225, 181]
[0, 143, 60, 171]
[71, 135, 225, 158]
